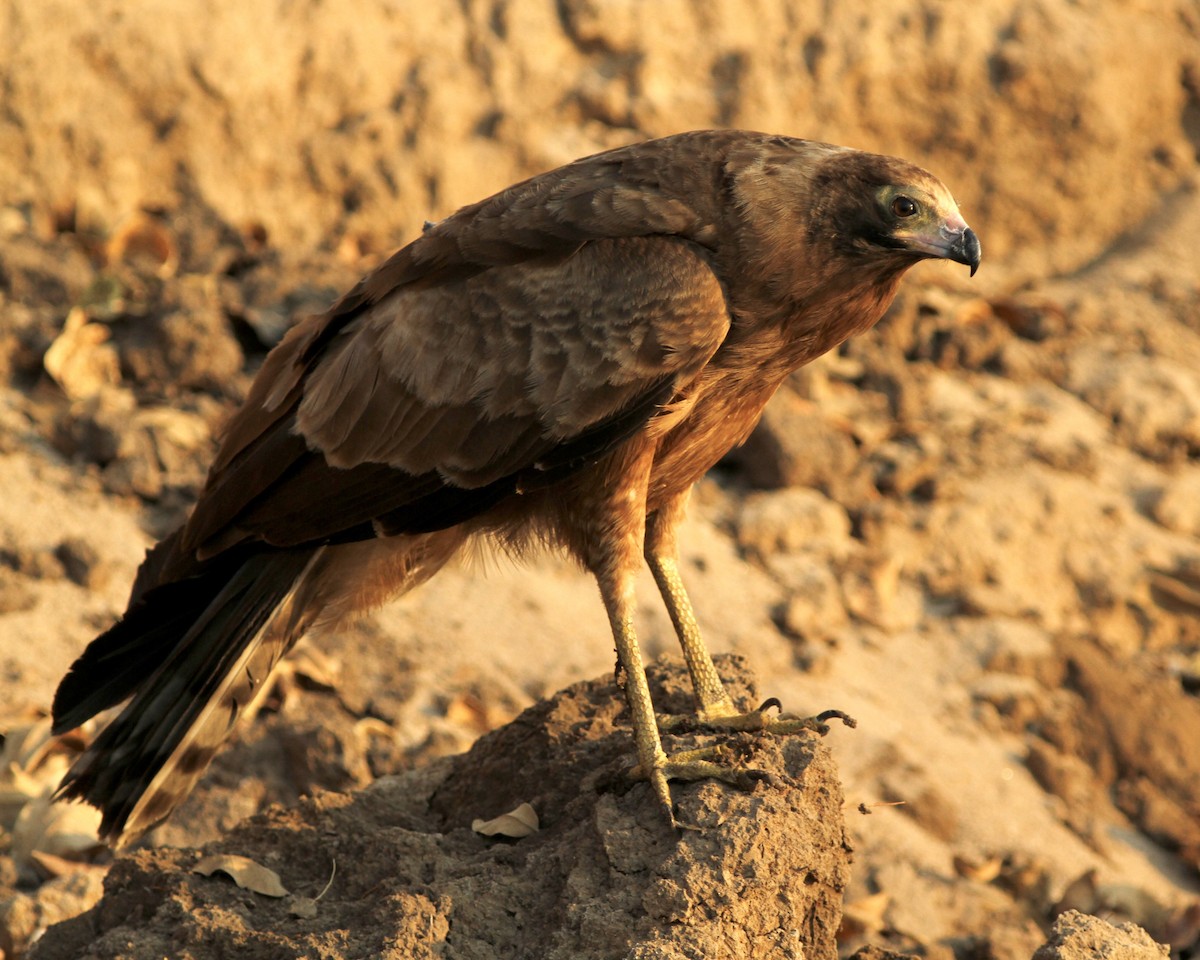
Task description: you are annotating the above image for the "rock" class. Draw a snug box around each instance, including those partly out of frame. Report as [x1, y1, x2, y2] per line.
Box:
[50, 388, 136, 466]
[773, 556, 849, 644]
[1060, 636, 1200, 868]
[728, 389, 861, 494]
[51, 389, 213, 501]
[1032, 910, 1167, 960]
[0, 575, 37, 614]
[53, 537, 105, 590]
[1151, 469, 1200, 536]
[114, 304, 243, 397]
[0, 869, 105, 960]
[735, 488, 853, 563]
[1063, 347, 1200, 462]
[30, 658, 850, 960]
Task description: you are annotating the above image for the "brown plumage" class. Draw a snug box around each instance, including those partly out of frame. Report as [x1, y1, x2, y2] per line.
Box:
[52, 129, 980, 844]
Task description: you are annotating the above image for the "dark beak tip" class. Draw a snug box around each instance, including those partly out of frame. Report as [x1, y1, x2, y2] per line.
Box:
[963, 227, 982, 277]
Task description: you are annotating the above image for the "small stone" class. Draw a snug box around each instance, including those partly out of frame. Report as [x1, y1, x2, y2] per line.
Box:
[54, 537, 106, 590]
[1033, 910, 1168, 960]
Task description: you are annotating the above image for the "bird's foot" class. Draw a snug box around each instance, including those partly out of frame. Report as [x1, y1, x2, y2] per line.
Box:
[658, 697, 857, 737]
[632, 703, 856, 829]
[630, 743, 772, 829]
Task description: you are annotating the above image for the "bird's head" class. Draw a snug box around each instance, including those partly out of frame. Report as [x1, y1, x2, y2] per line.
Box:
[814, 150, 981, 277]
[724, 138, 980, 304]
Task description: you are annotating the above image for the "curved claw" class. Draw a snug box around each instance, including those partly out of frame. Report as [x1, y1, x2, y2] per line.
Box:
[815, 708, 858, 729]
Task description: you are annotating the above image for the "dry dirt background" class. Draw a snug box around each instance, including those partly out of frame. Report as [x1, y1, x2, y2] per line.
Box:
[1, 1, 1200, 958]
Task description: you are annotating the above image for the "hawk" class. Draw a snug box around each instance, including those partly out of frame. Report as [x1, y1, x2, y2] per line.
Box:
[52, 129, 980, 843]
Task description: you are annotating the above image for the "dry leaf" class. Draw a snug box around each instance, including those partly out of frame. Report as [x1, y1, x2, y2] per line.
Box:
[353, 717, 398, 748]
[445, 693, 491, 733]
[953, 853, 1004, 883]
[194, 854, 289, 897]
[2, 715, 104, 864]
[1148, 570, 1200, 614]
[43, 307, 121, 399]
[838, 891, 890, 940]
[105, 212, 179, 277]
[246, 643, 342, 718]
[0, 714, 53, 769]
[287, 645, 341, 692]
[444, 692, 513, 735]
[471, 802, 539, 838]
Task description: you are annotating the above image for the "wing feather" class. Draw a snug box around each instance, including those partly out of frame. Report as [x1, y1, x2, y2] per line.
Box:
[167, 133, 747, 575]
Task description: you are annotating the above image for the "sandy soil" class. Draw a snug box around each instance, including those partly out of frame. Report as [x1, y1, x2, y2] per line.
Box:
[1, 1, 1199, 958]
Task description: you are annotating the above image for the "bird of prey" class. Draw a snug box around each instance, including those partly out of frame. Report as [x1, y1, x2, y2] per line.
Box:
[52, 129, 980, 844]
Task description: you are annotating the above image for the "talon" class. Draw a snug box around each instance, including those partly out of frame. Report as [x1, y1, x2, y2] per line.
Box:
[816, 708, 857, 729]
[741, 768, 775, 790]
[757, 696, 783, 714]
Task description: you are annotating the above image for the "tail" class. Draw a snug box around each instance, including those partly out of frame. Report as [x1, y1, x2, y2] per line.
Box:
[52, 547, 320, 845]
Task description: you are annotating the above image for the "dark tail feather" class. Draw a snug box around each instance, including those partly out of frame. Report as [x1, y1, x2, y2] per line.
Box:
[52, 547, 229, 735]
[52, 548, 318, 844]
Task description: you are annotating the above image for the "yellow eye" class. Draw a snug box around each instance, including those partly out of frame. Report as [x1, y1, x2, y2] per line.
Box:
[891, 196, 918, 218]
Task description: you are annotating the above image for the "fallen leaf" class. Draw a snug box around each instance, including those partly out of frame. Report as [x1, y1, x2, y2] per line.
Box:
[194, 854, 289, 897]
[353, 717, 398, 747]
[2, 712, 105, 863]
[953, 853, 1004, 883]
[838, 891, 890, 940]
[471, 802, 539, 838]
[287, 645, 341, 692]
[105, 212, 179, 277]
[445, 693, 490, 733]
[1148, 569, 1200, 615]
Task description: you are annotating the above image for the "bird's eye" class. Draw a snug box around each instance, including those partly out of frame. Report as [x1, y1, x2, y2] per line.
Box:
[891, 196, 918, 218]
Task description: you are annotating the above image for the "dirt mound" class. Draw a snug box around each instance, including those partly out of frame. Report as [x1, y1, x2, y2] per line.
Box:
[29, 659, 850, 960]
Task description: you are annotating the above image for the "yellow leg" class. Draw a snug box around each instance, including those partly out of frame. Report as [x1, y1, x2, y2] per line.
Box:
[602, 584, 674, 816]
[644, 492, 856, 739]
[646, 551, 738, 719]
[645, 492, 736, 719]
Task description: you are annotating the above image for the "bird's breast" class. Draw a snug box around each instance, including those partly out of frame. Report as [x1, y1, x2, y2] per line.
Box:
[646, 371, 784, 508]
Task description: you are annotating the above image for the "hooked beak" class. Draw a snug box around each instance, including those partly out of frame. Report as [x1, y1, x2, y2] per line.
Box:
[947, 225, 982, 277]
[905, 220, 981, 276]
